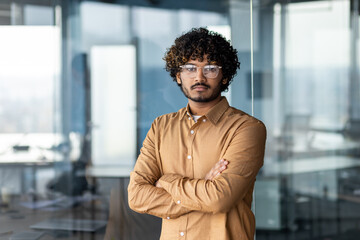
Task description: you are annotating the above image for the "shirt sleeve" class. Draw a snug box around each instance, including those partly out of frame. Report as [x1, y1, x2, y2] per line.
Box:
[127, 119, 192, 219]
[157, 120, 266, 214]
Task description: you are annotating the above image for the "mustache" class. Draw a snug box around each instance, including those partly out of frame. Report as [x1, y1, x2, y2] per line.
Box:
[191, 83, 210, 89]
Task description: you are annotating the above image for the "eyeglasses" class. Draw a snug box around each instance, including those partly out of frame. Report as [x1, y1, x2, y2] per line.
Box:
[179, 65, 222, 78]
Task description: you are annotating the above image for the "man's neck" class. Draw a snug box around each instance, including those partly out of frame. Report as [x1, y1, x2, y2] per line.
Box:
[188, 96, 222, 116]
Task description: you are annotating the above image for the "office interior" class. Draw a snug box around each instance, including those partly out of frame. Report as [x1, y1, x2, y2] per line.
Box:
[0, 0, 359, 239]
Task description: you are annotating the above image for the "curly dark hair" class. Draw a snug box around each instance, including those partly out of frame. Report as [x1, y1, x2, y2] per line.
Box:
[163, 27, 240, 92]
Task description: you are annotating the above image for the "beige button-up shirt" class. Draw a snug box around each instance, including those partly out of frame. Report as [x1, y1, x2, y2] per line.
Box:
[128, 97, 266, 240]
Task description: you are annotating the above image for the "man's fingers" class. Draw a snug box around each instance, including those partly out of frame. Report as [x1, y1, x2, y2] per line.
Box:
[205, 159, 229, 181]
[217, 160, 228, 170]
[208, 169, 219, 181]
[210, 162, 228, 180]
[155, 180, 162, 188]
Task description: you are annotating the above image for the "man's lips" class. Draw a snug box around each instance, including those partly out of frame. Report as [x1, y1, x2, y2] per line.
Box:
[193, 86, 207, 91]
[191, 84, 209, 90]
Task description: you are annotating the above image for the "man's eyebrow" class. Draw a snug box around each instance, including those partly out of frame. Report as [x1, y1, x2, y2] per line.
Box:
[192, 61, 218, 65]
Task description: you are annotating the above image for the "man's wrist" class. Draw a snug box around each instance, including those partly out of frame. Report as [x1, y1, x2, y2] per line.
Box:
[157, 174, 182, 192]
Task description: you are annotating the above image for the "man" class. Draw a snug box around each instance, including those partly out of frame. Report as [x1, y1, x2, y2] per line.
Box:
[128, 27, 266, 240]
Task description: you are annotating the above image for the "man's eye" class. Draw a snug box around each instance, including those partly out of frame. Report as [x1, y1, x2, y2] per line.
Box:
[205, 66, 217, 72]
[186, 67, 196, 72]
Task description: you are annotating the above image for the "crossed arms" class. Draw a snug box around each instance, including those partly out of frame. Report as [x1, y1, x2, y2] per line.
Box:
[127, 120, 266, 219]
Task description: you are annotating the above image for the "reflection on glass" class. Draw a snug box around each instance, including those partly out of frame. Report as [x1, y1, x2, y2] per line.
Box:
[252, 1, 360, 239]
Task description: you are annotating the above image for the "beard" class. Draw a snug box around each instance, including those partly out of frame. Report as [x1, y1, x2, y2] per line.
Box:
[180, 81, 222, 103]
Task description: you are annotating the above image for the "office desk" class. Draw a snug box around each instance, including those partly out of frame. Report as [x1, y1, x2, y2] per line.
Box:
[0, 195, 107, 240]
[85, 165, 133, 179]
[257, 155, 360, 232]
[0, 162, 112, 240]
[264, 156, 360, 176]
[272, 131, 360, 160]
[0, 148, 64, 195]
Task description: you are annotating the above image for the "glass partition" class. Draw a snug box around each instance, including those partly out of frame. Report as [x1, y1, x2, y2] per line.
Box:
[2, 1, 222, 239]
[0, 0, 67, 238]
[1, 0, 359, 240]
[250, 1, 360, 239]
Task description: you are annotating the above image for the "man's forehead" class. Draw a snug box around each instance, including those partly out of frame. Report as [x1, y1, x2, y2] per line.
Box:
[186, 57, 218, 65]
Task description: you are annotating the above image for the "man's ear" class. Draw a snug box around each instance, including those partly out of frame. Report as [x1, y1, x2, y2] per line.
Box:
[176, 73, 182, 85]
[222, 78, 228, 84]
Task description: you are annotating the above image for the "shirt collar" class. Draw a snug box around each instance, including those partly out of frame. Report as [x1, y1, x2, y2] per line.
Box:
[180, 97, 230, 125]
[205, 97, 229, 125]
[178, 104, 190, 120]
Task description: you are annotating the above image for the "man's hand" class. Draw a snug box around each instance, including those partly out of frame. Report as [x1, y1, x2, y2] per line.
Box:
[155, 159, 228, 187]
[205, 159, 228, 181]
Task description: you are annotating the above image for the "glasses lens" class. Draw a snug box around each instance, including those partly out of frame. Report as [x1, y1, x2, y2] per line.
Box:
[185, 66, 197, 73]
[180, 65, 220, 78]
[203, 65, 219, 78]
[181, 65, 196, 77]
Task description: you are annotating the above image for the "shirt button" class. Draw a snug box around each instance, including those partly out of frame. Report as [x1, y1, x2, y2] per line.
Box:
[177, 200, 181, 204]
[187, 155, 191, 159]
[203, 119, 206, 122]
[167, 217, 170, 219]
[188, 117, 191, 120]
[190, 130, 194, 134]
[180, 232, 185, 236]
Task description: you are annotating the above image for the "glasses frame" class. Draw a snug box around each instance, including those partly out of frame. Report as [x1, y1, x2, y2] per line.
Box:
[179, 65, 222, 79]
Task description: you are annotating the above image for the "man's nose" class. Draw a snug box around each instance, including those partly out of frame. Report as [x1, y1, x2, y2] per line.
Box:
[194, 67, 206, 82]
